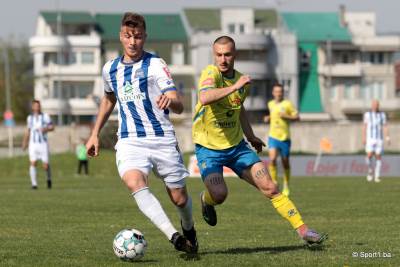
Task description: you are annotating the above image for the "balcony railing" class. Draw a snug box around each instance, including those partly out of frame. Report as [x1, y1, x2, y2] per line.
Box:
[319, 63, 362, 77]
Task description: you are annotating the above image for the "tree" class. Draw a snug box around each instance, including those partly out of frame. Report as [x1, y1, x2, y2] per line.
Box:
[0, 40, 33, 123]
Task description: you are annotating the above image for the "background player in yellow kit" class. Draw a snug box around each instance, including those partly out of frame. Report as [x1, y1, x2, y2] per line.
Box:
[264, 84, 299, 196]
[193, 35, 327, 247]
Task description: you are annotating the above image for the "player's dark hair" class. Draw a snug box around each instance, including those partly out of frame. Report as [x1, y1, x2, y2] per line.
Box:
[213, 36, 236, 49]
[121, 12, 146, 30]
[32, 99, 41, 105]
[272, 82, 284, 90]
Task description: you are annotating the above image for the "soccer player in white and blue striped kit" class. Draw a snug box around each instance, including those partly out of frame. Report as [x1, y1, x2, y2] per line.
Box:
[362, 100, 390, 182]
[22, 100, 54, 189]
[85, 12, 197, 254]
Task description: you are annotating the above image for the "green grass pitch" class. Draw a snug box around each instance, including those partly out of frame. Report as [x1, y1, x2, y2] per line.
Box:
[0, 151, 398, 267]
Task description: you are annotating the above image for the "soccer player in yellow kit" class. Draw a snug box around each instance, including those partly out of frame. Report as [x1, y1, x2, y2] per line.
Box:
[265, 84, 299, 196]
[193, 35, 327, 247]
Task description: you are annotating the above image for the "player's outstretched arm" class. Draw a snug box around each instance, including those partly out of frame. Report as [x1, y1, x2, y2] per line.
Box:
[240, 107, 265, 153]
[86, 93, 117, 157]
[199, 75, 251, 106]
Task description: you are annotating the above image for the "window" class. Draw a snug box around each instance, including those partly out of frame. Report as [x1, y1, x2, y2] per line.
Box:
[228, 23, 235, 34]
[362, 52, 387, 64]
[300, 51, 311, 71]
[81, 52, 94, 64]
[44, 51, 76, 66]
[52, 81, 93, 99]
[44, 52, 57, 66]
[343, 83, 352, 99]
[239, 24, 245, 34]
[329, 86, 337, 101]
[360, 82, 385, 100]
[377, 52, 384, 64]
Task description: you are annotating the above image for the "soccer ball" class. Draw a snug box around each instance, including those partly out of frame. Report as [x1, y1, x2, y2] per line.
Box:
[113, 229, 147, 261]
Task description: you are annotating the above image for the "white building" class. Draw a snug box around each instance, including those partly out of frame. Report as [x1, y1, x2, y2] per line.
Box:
[321, 9, 400, 119]
[29, 11, 102, 124]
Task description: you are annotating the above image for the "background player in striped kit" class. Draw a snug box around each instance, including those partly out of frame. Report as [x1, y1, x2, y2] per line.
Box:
[85, 12, 197, 254]
[22, 100, 54, 189]
[362, 100, 390, 182]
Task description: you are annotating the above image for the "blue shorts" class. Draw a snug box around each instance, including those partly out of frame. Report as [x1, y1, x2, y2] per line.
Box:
[268, 137, 291, 158]
[195, 140, 261, 181]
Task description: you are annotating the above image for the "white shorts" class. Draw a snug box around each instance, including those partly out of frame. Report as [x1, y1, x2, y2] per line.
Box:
[29, 143, 49, 163]
[115, 136, 189, 188]
[365, 139, 383, 155]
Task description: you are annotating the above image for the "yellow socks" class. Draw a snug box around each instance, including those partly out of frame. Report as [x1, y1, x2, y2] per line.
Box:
[203, 190, 217, 206]
[271, 194, 304, 229]
[268, 164, 278, 184]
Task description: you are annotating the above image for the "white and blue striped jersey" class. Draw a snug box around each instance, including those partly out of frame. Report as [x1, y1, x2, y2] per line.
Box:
[102, 52, 177, 139]
[27, 113, 52, 144]
[363, 111, 387, 141]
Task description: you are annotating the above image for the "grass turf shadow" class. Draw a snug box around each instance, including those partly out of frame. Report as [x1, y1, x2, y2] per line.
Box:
[200, 244, 310, 255]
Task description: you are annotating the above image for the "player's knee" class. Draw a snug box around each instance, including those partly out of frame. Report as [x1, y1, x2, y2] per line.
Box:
[261, 182, 279, 198]
[210, 188, 228, 204]
[270, 159, 277, 166]
[170, 190, 188, 207]
[30, 161, 37, 167]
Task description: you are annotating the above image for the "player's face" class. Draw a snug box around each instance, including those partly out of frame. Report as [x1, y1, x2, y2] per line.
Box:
[32, 102, 41, 114]
[272, 86, 284, 101]
[371, 100, 379, 111]
[120, 26, 147, 61]
[213, 42, 236, 74]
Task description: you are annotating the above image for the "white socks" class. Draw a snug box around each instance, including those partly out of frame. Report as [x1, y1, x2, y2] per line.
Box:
[176, 196, 194, 231]
[30, 166, 37, 187]
[375, 159, 382, 180]
[132, 187, 177, 240]
[366, 157, 373, 174]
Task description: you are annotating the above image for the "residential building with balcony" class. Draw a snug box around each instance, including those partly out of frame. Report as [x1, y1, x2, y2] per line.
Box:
[282, 7, 400, 120]
[29, 11, 102, 124]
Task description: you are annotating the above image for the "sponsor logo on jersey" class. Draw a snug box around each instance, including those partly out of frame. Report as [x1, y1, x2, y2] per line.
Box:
[134, 68, 145, 79]
[163, 67, 172, 79]
[120, 81, 146, 103]
[201, 78, 215, 87]
[214, 120, 236, 128]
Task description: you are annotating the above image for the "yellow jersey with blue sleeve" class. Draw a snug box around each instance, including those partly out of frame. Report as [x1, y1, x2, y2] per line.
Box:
[192, 65, 250, 150]
[268, 99, 297, 141]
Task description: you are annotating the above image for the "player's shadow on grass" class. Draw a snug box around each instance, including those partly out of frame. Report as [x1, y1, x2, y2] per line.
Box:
[201, 245, 310, 255]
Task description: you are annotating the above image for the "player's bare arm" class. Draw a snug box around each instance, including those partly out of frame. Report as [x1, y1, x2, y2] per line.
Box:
[86, 92, 117, 157]
[384, 123, 390, 145]
[41, 123, 54, 133]
[263, 115, 270, 123]
[199, 75, 251, 106]
[240, 107, 265, 153]
[279, 112, 299, 121]
[156, 90, 183, 114]
[362, 122, 367, 145]
[22, 128, 30, 151]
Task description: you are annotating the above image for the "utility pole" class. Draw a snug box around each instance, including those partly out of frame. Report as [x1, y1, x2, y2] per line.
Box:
[56, 0, 63, 125]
